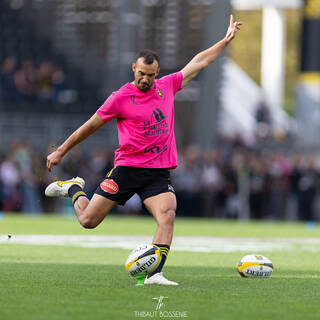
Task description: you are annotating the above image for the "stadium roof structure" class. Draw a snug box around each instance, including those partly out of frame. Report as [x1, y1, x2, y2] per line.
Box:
[231, 0, 302, 128]
[232, 0, 302, 10]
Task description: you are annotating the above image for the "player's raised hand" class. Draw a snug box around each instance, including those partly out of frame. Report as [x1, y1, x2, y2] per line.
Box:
[46, 150, 63, 172]
[225, 14, 243, 43]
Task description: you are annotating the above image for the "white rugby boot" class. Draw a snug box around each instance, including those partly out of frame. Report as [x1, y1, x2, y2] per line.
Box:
[45, 177, 85, 198]
[144, 272, 178, 286]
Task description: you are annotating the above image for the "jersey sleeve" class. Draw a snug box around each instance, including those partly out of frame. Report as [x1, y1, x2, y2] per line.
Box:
[96, 92, 119, 122]
[159, 72, 183, 95]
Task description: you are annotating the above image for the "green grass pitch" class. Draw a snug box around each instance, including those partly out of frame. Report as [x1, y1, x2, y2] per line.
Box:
[1, 214, 320, 320]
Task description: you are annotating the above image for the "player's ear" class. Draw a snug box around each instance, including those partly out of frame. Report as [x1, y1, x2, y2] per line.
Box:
[156, 67, 160, 77]
[132, 63, 136, 73]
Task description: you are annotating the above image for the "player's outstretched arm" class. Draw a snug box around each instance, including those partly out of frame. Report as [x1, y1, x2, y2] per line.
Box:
[180, 15, 242, 88]
[46, 113, 105, 172]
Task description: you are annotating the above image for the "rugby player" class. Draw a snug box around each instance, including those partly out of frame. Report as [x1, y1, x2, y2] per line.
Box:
[45, 15, 242, 285]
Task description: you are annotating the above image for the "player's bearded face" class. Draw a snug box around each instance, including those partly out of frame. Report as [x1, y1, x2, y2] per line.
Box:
[132, 59, 159, 92]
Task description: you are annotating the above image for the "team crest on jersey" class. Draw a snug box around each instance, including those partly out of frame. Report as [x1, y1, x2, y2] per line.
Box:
[100, 179, 119, 194]
[157, 89, 163, 97]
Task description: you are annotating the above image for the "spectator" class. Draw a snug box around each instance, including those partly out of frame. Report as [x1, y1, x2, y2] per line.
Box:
[13, 59, 36, 102]
[0, 155, 22, 211]
[255, 99, 271, 142]
[0, 56, 76, 105]
[201, 149, 223, 217]
[172, 145, 203, 217]
[36, 61, 55, 102]
[0, 56, 17, 101]
[295, 158, 319, 221]
[267, 152, 291, 220]
[86, 148, 114, 198]
[12, 141, 42, 213]
[248, 155, 269, 219]
[219, 162, 239, 218]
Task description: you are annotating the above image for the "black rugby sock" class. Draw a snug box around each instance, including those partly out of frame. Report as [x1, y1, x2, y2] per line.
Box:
[68, 185, 88, 205]
[148, 244, 170, 278]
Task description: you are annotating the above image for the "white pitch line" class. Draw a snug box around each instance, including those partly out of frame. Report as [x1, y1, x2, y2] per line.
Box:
[1, 234, 320, 252]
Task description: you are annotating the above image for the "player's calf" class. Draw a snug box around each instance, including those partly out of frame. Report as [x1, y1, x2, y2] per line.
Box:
[156, 208, 176, 238]
[45, 177, 90, 222]
[74, 193, 117, 229]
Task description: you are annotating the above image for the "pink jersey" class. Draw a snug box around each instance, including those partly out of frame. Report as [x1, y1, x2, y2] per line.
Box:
[96, 72, 183, 169]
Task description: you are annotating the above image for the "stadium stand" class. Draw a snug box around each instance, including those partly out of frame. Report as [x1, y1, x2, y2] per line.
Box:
[0, 0, 98, 113]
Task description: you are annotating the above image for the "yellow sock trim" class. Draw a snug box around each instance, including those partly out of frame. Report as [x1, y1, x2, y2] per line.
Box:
[159, 247, 169, 257]
[72, 191, 87, 204]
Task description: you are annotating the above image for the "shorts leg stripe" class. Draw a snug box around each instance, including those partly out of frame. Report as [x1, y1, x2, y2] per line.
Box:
[106, 167, 116, 178]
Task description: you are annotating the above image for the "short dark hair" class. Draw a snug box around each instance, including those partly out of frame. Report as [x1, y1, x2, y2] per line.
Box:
[136, 49, 160, 66]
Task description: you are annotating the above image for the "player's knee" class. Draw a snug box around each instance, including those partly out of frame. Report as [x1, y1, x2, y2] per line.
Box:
[158, 208, 176, 227]
[79, 216, 97, 229]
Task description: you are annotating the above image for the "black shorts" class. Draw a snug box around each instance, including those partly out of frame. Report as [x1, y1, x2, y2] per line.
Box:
[95, 166, 175, 205]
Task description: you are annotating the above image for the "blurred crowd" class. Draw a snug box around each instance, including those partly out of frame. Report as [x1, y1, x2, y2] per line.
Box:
[173, 137, 319, 221]
[0, 56, 77, 104]
[1, 137, 320, 221]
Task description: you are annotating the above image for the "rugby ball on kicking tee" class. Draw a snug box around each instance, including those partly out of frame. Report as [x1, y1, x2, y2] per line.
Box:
[125, 244, 161, 277]
[237, 254, 273, 278]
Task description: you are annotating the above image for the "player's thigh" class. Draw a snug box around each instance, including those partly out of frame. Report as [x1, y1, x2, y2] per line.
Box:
[83, 193, 117, 224]
[143, 192, 177, 222]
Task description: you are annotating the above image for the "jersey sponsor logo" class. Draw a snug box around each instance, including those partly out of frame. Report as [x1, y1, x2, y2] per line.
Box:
[157, 89, 163, 97]
[144, 108, 169, 137]
[100, 179, 119, 194]
[152, 108, 166, 123]
[144, 145, 167, 154]
[168, 184, 175, 192]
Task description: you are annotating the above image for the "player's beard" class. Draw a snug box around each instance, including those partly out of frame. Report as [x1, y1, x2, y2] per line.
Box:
[138, 80, 151, 92]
